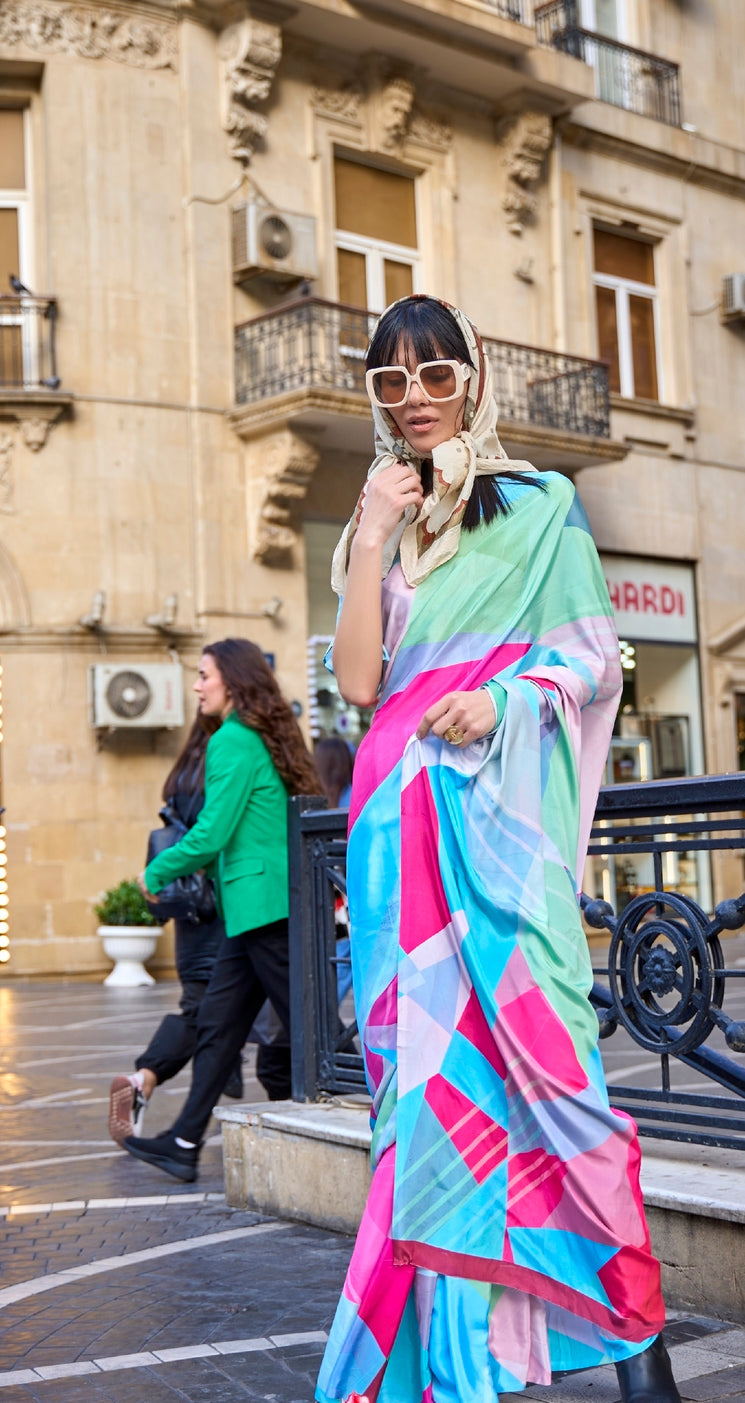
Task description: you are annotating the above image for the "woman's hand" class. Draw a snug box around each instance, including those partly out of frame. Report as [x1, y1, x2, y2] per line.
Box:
[354, 462, 424, 550]
[416, 689, 497, 747]
[138, 871, 156, 902]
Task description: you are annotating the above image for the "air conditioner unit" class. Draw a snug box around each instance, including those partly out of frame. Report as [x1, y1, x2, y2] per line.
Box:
[722, 273, 745, 322]
[232, 201, 318, 285]
[89, 663, 184, 730]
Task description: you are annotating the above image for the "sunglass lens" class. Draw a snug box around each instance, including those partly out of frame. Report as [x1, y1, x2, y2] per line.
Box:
[419, 363, 458, 399]
[373, 370, 408, 405]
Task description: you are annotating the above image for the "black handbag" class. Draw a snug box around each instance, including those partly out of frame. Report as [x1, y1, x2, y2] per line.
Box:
[145, 804, 218, 925]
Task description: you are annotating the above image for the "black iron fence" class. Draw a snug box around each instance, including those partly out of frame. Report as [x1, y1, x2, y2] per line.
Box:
[288, 774, 745, 1147]
[0, 295, 60, 390]
[288, 798, 364, 1101]
[235, 298, 611, 439]
[535, 0, 682, 126]
[482, 0, 524, 17]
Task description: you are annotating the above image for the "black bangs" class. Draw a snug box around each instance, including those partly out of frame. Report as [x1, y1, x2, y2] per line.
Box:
[367, 295, 548, 530]
[366, 296, 473, 371]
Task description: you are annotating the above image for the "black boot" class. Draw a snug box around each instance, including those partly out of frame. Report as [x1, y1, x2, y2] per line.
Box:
[616, 1335, 681, 1403]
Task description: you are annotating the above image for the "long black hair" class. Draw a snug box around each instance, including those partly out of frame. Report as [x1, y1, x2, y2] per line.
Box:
[366, 296, 545, 530]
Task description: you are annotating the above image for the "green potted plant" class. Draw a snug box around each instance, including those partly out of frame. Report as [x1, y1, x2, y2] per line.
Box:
[95, 878, 162, 987]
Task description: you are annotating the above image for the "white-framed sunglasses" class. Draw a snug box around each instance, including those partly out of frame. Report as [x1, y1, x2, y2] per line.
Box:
[365, 359, 472, 409]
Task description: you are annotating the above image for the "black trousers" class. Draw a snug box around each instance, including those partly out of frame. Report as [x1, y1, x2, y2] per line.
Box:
[135, 980, 208, 1085]
[172, 918, 291, 1145]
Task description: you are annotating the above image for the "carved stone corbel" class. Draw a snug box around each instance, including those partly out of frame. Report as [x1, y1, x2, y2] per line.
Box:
[19, 416, 54, 452]
[365, 56, 416, 154]
[498, 110, 553, 235]
[250, 429, 320, 567]
[376, 75, 415, 152]
[218, 11, 284, 165]
[0, 395, 72, 453]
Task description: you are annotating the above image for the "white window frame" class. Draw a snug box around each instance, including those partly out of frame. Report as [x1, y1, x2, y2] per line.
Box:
[1, 106, 37, 387]
[580, 0, 628, 40]
[0, 197, 38, 387]
[594, 252, 663, 402]
[335, 230, 421, 314]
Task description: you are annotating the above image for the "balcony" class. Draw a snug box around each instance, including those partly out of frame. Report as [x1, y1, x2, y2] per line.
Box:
[535, 1, 682, 125]
[0, 295, 61, 390]
[0, 295, 73, 449]
[284, 0, 596, 114]
[230, 298, 626, 472]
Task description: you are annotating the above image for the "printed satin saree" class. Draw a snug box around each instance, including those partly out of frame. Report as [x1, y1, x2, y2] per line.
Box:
[317, 472, 664, 1403]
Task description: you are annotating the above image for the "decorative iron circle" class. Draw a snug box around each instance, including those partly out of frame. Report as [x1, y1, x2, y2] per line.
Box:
[642, 944, 678, 996]
[607, 890, 721, 1055]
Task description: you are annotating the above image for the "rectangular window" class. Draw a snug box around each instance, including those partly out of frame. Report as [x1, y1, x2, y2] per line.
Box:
[334, 155, 419, 312]
[593, 226, 660, 401]
[580, 0, 625, 39]
[0, 108, 30, 388]
[0, 109, 25, 190]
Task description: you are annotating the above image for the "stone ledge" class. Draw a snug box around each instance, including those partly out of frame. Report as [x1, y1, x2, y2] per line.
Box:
[215, 1100, 372, 1236]
[216, 1101, 745, 1317]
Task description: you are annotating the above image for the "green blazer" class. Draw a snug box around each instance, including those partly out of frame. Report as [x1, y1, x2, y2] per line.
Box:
[144, 713, 289, 938]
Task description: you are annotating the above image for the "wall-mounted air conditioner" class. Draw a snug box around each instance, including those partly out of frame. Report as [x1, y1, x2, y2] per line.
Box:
[89, 663, 184, 729]
[232, 201, 318, 285]
[722, 273, 745, 322]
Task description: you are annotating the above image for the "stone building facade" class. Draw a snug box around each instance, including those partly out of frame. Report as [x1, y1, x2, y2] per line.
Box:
[0, 0, 743, 974]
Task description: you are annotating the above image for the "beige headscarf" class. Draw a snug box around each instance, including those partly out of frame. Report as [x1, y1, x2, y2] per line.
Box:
[330, 296, 536, 595]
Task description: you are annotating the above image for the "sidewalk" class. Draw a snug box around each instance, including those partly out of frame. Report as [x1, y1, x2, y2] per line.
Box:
[1, 979, 745, 1401]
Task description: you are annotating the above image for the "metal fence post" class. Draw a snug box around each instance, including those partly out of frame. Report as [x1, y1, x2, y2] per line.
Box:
[288, 793, 327, 1101]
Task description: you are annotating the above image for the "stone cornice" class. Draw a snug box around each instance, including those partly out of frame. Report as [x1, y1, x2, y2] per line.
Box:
[497, 417, 627, 471]
[562, 107, 745, 200]
[0, 625, 204, 652]
[228, 391, 627, 473]
[0, 1, 179, 70]
[227, 387, 370, 441]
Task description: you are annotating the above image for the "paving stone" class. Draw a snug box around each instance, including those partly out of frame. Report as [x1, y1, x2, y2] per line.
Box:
[4, 980, 745, 1403]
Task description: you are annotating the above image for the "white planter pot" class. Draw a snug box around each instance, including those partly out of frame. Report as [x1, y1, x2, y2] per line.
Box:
[98, 924, 163, 987]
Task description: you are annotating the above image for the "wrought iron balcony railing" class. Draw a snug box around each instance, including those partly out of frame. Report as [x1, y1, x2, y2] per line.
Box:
[288, 774, 745, 1149]
[235, 298, 611, 440]
[535, 0, 682, 126]
[481, 0, 524, 17]
[0, 295, 60, 391]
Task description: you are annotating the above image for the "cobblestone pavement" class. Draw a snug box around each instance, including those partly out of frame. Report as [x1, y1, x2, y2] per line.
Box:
[1, 980, 745, 1401]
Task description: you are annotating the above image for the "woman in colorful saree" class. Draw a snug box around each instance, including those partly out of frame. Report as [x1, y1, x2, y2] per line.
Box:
[316, 295, 681, 1403]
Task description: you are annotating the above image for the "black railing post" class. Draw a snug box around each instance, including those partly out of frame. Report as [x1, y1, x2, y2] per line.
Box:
[288, 793, 327, 1102]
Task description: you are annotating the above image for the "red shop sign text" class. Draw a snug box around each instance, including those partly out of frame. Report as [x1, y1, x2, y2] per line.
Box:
[606, 579, 687, 617]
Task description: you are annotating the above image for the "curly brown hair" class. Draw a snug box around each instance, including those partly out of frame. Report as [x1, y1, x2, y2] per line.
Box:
[203, 638, 322, 797]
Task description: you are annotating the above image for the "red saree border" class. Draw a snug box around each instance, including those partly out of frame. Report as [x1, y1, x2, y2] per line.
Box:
[391, 1240, 663, 1344]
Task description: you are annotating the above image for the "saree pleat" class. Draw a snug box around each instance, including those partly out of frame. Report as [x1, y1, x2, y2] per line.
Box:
[317, 474, 664, 1403]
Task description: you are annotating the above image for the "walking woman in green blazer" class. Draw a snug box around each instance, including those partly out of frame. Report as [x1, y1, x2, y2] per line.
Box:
[124, 637, 321, 1182]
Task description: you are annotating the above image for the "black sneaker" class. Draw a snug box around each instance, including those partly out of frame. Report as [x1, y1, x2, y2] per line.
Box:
[122, 1129, 199, 1183]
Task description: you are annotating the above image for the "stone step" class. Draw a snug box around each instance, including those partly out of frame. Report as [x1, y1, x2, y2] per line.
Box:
[215, 1099, 745, 1322]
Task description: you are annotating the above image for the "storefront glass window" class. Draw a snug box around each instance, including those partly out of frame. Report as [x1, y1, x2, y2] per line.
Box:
[584, 556, 709, 913]
[736, 693, 745, 772]
[305, 522, 374, 744]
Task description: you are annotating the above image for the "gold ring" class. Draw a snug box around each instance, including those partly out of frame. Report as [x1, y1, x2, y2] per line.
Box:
[444, 725, 465, 746]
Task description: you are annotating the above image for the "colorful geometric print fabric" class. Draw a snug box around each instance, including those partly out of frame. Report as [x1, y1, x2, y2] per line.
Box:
[316, 473, 665, 1403]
